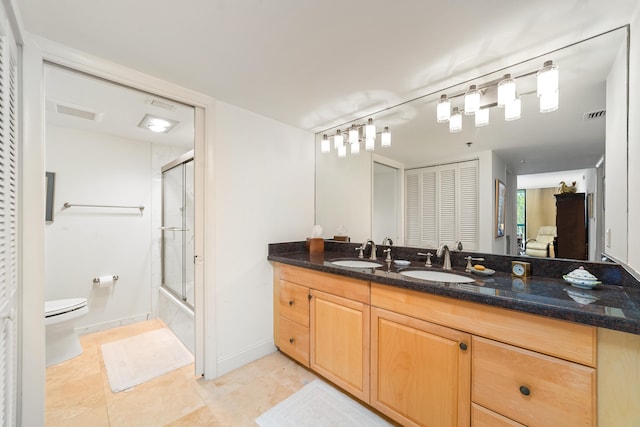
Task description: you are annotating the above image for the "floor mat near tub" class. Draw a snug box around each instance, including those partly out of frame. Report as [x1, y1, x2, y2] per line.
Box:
[255, 379, 393, 427]
[101, 328, 193, 392]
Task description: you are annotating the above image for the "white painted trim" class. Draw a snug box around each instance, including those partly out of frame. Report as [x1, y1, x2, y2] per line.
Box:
[216, 338, 276, 377]
[76, 313, 153, 336]
[373, 154, 405, 246]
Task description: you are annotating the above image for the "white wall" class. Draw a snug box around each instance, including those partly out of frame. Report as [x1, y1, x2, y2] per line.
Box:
[213, 101, 314, 375]
[628, 9, 640, 272]
[45, 125, 154, 331]
[604, 40, 629, 262]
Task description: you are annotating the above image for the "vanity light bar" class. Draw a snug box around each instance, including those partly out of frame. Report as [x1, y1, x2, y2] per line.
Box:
[437, 60, 559, 132]
[321, 118, 391, 156]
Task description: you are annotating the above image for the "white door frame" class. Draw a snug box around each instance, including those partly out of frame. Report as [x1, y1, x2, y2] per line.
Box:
[20, 34, 217, 423]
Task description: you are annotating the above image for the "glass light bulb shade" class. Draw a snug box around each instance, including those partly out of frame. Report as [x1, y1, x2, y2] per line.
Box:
[350, 141, 360, 155]
[449, 108, 462, 132]
[437, 94, 451, 123]
[337, 144, 347, 157]
[497, 74, 516, 107]
[475, 107, 489, 127]
[349, 125, 359, 144]
[539, 90, 559, 113]
[321, 134, 330, 153]
[365, 118, 376, 140]
[537, 60, 558, 97]
[505, 97, 521, 121]
[464, 85, 479, 115]
[381, 127, 391, 147]
[365, 137, 375, 151]
[334, 130, 344, 149]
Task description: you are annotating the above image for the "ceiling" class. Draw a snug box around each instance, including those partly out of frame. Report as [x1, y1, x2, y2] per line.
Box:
[16, 0, 639, 134]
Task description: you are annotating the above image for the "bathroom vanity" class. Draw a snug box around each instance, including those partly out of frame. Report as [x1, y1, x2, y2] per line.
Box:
[269, 241, 640, 427]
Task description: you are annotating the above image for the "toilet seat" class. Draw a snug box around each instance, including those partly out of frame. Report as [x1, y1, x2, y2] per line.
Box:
[45, 298, 88, 318]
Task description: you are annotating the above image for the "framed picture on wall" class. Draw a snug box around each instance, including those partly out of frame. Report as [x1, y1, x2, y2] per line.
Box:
[495, 179, 506, 238]
[45, 171, 55, 222]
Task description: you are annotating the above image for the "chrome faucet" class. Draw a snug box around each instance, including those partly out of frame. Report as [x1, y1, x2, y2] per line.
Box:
[437, 241, 463, 270]
[382, 237, 393, 246]
[364, 239, 377, 260]
[436, 244, 452, 270]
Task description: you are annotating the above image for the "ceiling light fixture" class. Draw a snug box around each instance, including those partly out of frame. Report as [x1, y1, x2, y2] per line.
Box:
[321, 118, 391, 157]
[138, 114, 178, 133]
[436, 60, 559, 132]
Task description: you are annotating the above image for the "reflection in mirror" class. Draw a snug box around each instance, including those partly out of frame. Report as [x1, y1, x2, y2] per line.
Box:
[372, 159, 403, 245]
[315, 26, 628, 263]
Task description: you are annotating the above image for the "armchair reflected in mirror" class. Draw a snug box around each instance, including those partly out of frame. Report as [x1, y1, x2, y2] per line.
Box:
[525, 225, 557, 258]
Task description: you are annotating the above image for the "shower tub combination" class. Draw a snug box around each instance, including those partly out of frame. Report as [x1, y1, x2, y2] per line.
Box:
[159, 151, 195, 354]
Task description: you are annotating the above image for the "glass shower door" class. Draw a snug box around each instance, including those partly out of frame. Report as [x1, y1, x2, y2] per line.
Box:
[162, 154, 194, 307]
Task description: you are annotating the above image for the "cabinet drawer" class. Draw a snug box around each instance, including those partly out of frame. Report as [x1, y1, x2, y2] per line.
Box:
[278, 316, 309, 367]
[471, 403, 525, 427]
[472, 336, 595, 427]
[279, 280, 309, 326]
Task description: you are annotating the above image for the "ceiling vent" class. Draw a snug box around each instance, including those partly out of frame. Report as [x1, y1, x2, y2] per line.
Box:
[55, 103, 98, 121]
[146, 98, 176, 111]
[583, 110, 606, 120]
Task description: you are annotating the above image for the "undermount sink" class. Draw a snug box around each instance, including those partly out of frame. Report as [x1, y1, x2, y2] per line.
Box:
[400, 270, 475, 283]
[331, 259, 383, 268]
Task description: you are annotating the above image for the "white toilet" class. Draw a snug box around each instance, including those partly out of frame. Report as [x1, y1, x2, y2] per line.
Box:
[45, 298, 89, 367]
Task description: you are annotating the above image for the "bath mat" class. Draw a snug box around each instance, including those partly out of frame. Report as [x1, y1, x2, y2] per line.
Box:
[255, 380, 393, 427]
[101, 328, 193, 392]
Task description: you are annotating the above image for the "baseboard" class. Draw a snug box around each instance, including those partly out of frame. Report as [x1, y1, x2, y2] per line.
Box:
[216, 337, 276, 377]
[76, 312, 152, 335]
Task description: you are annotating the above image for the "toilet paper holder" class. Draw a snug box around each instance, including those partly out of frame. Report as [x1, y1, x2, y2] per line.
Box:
[93, 275, 119, 284]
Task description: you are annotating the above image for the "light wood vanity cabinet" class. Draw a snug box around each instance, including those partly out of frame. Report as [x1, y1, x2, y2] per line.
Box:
[274, 264, 370, 402]
[370, 282, 597, 427]
[371, 307, 470, 427]
[273, 264, 599, 427]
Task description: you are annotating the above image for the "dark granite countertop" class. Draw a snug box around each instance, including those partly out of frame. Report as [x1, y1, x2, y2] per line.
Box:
[268, 241, 640, 336]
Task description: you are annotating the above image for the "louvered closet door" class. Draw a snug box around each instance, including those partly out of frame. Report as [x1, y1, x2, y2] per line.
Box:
[457, 161, 479, 251]
[404, 160, 478, 251]
[0, 5, 19, 426]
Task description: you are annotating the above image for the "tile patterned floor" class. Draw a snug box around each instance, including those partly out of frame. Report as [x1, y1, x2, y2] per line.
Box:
[45, 319, 317, 426]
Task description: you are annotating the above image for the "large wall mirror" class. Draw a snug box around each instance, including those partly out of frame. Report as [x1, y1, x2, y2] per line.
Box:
[315, 26, 629, 263]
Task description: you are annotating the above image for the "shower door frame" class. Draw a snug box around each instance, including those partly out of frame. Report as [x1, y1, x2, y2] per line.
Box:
[161, 150, 195, 308]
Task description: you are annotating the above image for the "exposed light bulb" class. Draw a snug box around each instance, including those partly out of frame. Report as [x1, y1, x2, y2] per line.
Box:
[464, 85, 479, 115]
[321, 134, 330, 153]
[475, 107, 489, 127]
[449, 107, 462, 132]
[437, 94, 451, 123]
[365, 118, 376, 140]
[381, 127, 391, 147]
[497, 74, 516, 107]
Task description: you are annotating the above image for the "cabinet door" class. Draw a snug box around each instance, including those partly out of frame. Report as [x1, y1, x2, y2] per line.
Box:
[371, 307, 471, 427]
[310, 289, 370, 402]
